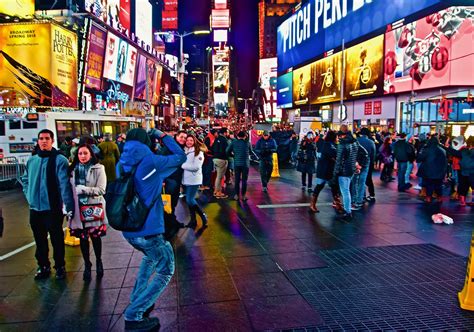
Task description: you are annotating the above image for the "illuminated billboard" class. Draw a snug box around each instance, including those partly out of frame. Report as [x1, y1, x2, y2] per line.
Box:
[213, 65, 229, 94]
[213, 48, 229, 65]
[214, 0, 227, 9]
[344, 35, 384, 99]
[212, 9, 230, 29]
[134, 54, 147, 100]
[85, 23, 107, 90]
[259, 58, 279, 119]
[85, 0, 131, 32]
[103, 32, 138, 87]
[162, 0, 178, 30]
[135, 55, 162, 104]
[310, 52, 342, 104]
[0, 23, 78, 108]
[384, 6, 474, 94]
[0, 0, 34, 17]
[135, 0, 153, 47]
[292, 63, 311, 106]
[277, 72, 293, 109]
[277, 0, 445, 72]
[213, 30, 228, 43]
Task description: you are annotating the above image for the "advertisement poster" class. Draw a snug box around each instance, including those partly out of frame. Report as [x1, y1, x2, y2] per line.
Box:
[310, 52, 342, 104]
[151, 64, 163, 105]
[384, 6, 474, 94]
[103, 32, 137, 87]
[85, 0, 131, 32]
[292, 63, 311, 106]
[277, 71, 293, 109]
[135, 0, 153, 46]
[213, 65, 229, 94]
[85, 24, 106, 90]
[51, 24, 78, 108]
[344, 35, 384, 99]
[134, 54, 147, 100]
[0, 23, 77, 108]
[0, 0, 34, 17]
[259, 58, 279, 119]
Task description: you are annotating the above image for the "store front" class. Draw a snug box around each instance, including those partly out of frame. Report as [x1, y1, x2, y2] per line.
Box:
[399, 90, 474, 138]
[353, 97, 396, 133]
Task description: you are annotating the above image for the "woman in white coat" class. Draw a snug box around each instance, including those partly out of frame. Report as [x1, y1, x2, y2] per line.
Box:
[182, 135, 208, 228]
[68, 144, 108, 281]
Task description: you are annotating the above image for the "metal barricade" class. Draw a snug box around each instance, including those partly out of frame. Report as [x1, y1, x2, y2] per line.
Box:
[0, 156, 29, 185]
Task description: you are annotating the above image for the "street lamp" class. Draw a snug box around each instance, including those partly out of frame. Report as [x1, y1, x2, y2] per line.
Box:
[191, 70, 212, 112]
[155, 30, 210, 129]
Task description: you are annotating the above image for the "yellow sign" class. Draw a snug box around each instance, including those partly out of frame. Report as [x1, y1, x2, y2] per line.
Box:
[459, 233, 474, 310]
[344, 35, 384, 99]
[0, 23, 78, 108]
[292, 63, 311, 106]
[310, 52, 342, 104]
[0, 0, 34, 17]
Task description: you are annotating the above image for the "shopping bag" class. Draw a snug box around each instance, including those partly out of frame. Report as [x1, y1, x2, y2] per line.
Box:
[162, 187, 172, 214]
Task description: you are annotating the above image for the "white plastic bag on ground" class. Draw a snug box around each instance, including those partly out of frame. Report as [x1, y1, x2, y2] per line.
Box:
[431, 213, 454, 225]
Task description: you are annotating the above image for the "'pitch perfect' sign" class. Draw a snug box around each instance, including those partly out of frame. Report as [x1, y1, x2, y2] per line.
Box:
[0, 23, 78, 108]
[277, 0, 445, 72]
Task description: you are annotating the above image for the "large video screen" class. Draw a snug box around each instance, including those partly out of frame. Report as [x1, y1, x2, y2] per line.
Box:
[276, 0, 444, 73]
[344, 35, 384, 99]
[384, 6, 474, 94]
[310, 52, 342, 104]
[103, 32, 137, 87]
[85, 0, 131, 32]
[277, 72, 293, 109]
[292, 63, 311, 106]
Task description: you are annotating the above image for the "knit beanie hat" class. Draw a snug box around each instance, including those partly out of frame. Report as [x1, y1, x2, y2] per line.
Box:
[126, 128, 151, 148]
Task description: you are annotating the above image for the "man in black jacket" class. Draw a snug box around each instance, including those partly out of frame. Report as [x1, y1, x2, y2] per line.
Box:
[393, 133, 416, 192]
[227, 131, 252, 200]
[255, 131, 277, 192]
[212, 128, 229, 198]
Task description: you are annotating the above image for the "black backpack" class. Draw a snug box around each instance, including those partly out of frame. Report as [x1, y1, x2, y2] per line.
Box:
[105, 163, 158, 231]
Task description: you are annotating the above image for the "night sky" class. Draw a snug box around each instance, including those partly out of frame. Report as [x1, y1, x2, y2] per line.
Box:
[179, 0, 260, 98]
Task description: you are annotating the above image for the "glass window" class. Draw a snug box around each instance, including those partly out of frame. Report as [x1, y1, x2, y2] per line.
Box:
[9, 120, 21, 130]
[429, 102, 438, 122]
[458, 102, 472, 122]
[0, 121, 5, 136]
[23, 121, 38, 129]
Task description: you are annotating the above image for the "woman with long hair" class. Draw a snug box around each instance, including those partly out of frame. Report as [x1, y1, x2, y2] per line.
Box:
[379, 137, 394, 182]
[309, 130, 339, 213]
[68, 144, 107, 281]
[182, 135, 208, 228]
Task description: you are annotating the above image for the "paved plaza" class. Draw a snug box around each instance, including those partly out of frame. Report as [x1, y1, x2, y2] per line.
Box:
[1, 167, 474, 331]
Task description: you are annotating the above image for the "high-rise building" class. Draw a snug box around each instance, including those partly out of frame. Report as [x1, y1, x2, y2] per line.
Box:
[258, 0, 300, 59]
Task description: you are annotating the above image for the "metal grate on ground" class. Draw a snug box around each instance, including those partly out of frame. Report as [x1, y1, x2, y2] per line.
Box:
[284, 244, 474, 331]
[318, 244, 461, 267]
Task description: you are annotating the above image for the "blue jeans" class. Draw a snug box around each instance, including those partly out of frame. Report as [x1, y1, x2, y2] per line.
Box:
[405, 162, 414, 184]
[355, 167, 369, 205]
[338, 176, 353, 214]
[185, 185, 199, 207]
[397, 161, 408, 190]
[124, 235, 175, 321]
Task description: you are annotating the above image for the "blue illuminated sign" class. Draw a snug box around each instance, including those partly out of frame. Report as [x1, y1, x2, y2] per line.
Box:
[277, 72, 293, 109]
[277, 0, 447, 72]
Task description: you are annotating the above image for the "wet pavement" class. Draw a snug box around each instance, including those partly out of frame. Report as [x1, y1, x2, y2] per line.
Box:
[1, 166, 474, 331]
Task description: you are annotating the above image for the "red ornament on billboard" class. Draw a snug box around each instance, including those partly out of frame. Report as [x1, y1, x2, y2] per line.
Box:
[438, 96, 453, 121]
[409, 62, 423, 85]
[431, 47, 449, 71]
[398, 27, 411, 48]
[385, 51, 397, 75]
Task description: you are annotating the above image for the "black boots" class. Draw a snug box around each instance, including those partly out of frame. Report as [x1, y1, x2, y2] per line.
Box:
[195, 205, 208, 227]
[96, 259, 104, 279]
[34, 266, 51, 280]
[186, 205, 208, 229]
[186, 206, 198, 229]
[83, 262, 92, 281]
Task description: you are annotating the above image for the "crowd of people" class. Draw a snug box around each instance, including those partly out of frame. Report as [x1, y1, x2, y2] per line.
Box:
[18, 123, 474, 330]
[293, 125, 474, 221]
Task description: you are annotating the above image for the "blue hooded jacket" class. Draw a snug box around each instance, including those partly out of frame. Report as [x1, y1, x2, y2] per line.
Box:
[119, 135, 186, 239]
